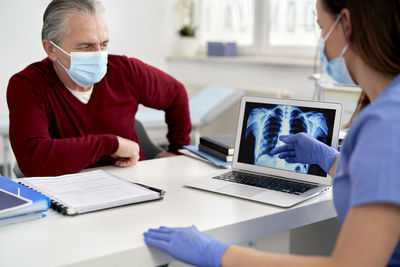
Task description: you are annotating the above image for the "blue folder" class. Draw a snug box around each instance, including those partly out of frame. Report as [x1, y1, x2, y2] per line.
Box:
[0, 176, 50, 219]
[184, 145, 232, 168]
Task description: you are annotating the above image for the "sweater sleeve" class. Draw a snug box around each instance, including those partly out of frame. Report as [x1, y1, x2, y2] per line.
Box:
[129, 58, 192, 153]
[7, 75, 119, 177]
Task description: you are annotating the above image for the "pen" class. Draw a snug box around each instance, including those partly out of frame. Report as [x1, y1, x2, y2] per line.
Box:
[134, 182, 166, 196]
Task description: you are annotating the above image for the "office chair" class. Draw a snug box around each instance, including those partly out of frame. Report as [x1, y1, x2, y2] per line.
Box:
[0, 115, 12, 178]
[13, 164, 24, 178]
[134, 119, 164, 159]
[13, 119, 163, 178]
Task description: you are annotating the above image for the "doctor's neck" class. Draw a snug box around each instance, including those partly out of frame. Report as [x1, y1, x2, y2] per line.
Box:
[353, 59, 395, 102]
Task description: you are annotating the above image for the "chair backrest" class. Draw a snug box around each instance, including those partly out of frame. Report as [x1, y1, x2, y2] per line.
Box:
[134, 119, 164, 160]
[13, 164, 24, 178]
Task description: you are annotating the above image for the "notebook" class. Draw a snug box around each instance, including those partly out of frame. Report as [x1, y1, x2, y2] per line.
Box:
[19, 170, 165, 216]
[184, 96, 342, 207]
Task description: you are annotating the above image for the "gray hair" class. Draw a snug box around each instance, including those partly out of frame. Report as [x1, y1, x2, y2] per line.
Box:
[41, 0, 105, 44]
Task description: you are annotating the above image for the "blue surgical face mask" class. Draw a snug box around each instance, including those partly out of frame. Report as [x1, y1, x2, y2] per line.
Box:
[320, 15, 356, 86]
[50, 41, 108, 87]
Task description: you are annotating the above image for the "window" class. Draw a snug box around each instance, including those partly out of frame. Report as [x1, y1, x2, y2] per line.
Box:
[267, 0, 319, 48]
[197, 0, 255, 46]
[196, 0, 319, 58]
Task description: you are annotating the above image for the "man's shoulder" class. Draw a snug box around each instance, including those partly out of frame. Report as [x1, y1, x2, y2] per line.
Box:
[11, 58, 53, 81]
[107, 55, 157, 80]
[7, 58, 56, 101]
[108, 54, 143, 67]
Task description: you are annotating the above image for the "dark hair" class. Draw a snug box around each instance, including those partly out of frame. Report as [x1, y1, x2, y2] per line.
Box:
[321, 0, 400, 127]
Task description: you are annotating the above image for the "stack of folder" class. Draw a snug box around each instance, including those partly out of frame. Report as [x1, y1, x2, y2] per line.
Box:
[0, 176, 50, 227]
[183, 134, 235, 168]
[198, 134, 235, 162]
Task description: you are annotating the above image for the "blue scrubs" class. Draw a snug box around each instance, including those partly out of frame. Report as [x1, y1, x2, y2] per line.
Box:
[333, 75, 400, 266]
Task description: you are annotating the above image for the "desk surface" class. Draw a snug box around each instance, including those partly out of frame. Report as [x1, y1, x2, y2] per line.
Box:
[0, 156, 336, 267]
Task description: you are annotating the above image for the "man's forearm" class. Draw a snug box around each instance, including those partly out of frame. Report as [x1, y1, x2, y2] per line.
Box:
[15, 134, 118, 176]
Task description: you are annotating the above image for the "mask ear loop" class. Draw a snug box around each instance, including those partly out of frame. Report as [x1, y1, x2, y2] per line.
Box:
[50, 41, 71, 57]
[50, 41, 71, 71]
[323, 14, 342, 42]
[339, 43, 350, 57]
[339, 14, 352, 58]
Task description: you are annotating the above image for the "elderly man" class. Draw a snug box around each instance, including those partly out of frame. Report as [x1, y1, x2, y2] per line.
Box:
[7, 0, 191, 177]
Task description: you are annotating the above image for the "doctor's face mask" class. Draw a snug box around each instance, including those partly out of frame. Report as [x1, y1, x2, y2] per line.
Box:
[319, 15, 356, 86]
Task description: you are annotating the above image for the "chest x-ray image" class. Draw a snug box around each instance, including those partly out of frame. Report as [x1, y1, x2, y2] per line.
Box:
[237, 102, 336, 177]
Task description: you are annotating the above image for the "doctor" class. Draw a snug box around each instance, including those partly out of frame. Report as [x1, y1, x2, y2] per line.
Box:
[144, 0, 400, 266]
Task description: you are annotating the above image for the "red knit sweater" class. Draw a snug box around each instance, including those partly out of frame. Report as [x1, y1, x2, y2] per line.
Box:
[7, 55, 191, 177]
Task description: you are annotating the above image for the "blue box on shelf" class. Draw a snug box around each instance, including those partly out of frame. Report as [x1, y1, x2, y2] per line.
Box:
[207, 42, 237, 57]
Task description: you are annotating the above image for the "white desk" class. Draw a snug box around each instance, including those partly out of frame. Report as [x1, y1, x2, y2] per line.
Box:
[0, 156, 337, 267]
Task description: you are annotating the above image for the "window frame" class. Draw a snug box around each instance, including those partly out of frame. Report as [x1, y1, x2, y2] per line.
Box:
[258, 0, 318, 58]
[194, 0, 320, 62]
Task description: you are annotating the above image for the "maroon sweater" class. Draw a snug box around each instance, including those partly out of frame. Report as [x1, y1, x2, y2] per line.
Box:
[7, 55, 191, 177]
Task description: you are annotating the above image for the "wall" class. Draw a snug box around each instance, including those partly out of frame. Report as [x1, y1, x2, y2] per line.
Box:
[0, 1, 48, 116]
[168, 59, 316, 100]
[166, 58, 317, 139]
[0, 0, 175, 116]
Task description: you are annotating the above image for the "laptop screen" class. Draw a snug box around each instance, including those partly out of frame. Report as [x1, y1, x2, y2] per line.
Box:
[237, 101, 337, 177]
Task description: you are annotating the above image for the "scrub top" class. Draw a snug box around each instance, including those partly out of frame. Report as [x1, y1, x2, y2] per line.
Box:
[333, 75, 400, 266]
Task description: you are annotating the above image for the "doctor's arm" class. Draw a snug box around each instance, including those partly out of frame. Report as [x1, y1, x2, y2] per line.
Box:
[270, 133, 339, 178]
[220, 203, 400, 267]
[144, 203, 400, 267]
[328, 156, 339, 178]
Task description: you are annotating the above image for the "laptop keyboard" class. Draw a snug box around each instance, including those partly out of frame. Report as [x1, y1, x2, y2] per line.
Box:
[212, 171, 317, 195]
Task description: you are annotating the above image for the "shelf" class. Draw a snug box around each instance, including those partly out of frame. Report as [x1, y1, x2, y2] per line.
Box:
[167, 54, 315, 67]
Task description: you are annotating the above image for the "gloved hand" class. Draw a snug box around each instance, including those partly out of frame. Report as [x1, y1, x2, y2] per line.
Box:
[270, 133, 339, 173]
[144, 225, 229, 267]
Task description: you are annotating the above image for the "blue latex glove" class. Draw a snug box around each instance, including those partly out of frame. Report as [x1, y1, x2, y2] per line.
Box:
[270, 133, 339, 173]
[143, 225, 229, 267]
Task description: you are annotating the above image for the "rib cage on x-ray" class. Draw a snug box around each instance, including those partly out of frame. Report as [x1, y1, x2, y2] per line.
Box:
[245, 105, 329, 174]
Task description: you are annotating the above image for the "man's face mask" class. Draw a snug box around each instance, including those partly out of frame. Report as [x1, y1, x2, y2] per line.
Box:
[51, 41, 108, 87]
[319, 15, 356, 86]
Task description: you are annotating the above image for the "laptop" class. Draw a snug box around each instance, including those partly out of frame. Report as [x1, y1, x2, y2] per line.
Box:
[184, 96, 342, 207]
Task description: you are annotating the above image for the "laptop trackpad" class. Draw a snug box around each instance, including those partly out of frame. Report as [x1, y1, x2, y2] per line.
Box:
[218, 184, 265, 198]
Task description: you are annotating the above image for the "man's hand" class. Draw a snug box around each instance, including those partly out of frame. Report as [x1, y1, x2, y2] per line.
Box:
[112, 136, 140, 167]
